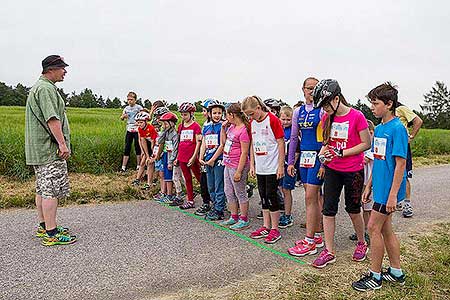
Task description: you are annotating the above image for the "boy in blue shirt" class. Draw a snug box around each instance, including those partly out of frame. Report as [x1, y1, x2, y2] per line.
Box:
[352, 83, 408, 292]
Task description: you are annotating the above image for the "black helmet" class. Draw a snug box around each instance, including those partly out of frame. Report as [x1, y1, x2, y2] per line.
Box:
[263, 98, 282, 109]
[154, 106, 170, 117]
[313, 79, 341, 108]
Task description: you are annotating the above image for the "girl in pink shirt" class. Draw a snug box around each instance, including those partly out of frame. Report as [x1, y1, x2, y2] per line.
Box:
[219, 103, 251, 230]
[310, 79, 371, 269]
[174, 102, 202, 209]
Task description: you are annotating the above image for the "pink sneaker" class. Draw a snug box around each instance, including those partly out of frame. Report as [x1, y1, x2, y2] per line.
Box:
[288, 242, 317, 257]
[264, 229, 281, 244]
[353, 241, 368, 262]
[312, 249, 336, 268]
[295, 236, 324, 248]
[250, 227, 270, 239]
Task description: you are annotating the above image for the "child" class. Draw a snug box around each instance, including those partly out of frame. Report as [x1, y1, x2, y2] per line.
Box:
[311, 79, 371, 268]
[151, 107, 169, 200]
[220, 103, 251, 230]
[154, 112, 179, 203]
[195, 99, 214, 216]
[174, 102, 202, 209]
[288, 77, 325, 257]
[120, 91, 143, 172]
[134, 111, 158, 190]
[278, 106, 296, 228]
[349, 120, 375, 244]
[242, 96, 285, 244]
[199, 100, 225, 220]
[352, 82, 408, 291]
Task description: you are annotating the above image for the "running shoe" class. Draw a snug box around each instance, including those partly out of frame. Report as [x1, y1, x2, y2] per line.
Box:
[349, 232, 370, 244]
[179, 201, 195, 210]
[36, 225, 69, 238]
[352, 272, 382, 292]
[288, 241, 317, 257]
[153, 192, 166, 201]
[250, 226, 270, 239]
[246, 183, 255, 198]
[353, 241, 369, 262]
[220, 217, 238, 226]
[381, 267, 406, 285]
[141, 183, 151, 191]
[402, 201, 413, 218]
[256, 211, 263, 220]
[205, 210, 224, 221]
[159, 194, 175, 204]
[194, 203, 211, 216]
[295, 236, 323, 248]
[41, 233, 77, 246]
[168, 197, 184, 207]
[278, 214, 293, 229]
[230, 219, 250, 230]
[131, 179, 140, 186]
[312, 249, 336, 268]
[264, 229, 281, 244]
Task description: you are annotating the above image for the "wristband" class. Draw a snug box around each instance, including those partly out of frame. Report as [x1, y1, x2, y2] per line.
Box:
[319, 154, 326, 164]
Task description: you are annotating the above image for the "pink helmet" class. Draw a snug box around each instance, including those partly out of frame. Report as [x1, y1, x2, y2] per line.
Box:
[178, 102, 196, 113]
[160, 112, 178, 123]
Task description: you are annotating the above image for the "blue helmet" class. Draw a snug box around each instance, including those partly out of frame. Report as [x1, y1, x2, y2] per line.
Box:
[201, 98, 215, 109]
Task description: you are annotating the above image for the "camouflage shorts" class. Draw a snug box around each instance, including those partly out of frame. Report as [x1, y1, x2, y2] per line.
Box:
[33, 160, 70, 199]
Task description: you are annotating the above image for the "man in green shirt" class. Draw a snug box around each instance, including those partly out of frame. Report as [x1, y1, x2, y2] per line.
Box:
[25, 55, 76, 246]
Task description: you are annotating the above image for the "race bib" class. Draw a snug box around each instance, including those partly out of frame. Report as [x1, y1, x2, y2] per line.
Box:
[165, 141, 174, 152]
[180, 129, 194, 142]
[205, 134, 219, 148]
[254, 140, 267, 156]
[152, 145, 160, 158]
[285, 139, 290, 154]
[373, 137, 387, 160]
[331, 122, 349, 142]
[300, 151, 317, 168]
[224, 139, 232, 154]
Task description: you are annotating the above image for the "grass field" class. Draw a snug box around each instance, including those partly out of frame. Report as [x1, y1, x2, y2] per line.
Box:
[1, 106, 449, 180]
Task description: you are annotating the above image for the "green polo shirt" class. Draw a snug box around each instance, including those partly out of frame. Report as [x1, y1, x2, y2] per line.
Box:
[25, 76, 71, 165]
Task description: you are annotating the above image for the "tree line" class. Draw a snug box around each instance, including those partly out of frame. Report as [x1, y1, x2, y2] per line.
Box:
[0, 81, 449, 129]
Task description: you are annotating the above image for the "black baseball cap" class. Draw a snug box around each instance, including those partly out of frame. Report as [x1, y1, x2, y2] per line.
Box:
[42, 55, 69, 73]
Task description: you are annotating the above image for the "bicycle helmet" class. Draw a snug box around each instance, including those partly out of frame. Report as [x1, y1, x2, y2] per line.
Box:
[313, 79, 341, 108]
[178, 102, 196, 113]
[263, 98, 282, 109]
[160, 112, 178, 123]
[135, 111, 151, 121]
[201, 98, 215, 109]
[206, 99, 225, 111]
[153, 106, 169, 117]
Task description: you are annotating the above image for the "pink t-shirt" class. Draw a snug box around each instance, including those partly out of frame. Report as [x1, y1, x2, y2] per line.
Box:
[322, 108, 368, 172]
[250, 112, 285, 175]
[177, 121, 202, 163]
[223, 124, 250, 169]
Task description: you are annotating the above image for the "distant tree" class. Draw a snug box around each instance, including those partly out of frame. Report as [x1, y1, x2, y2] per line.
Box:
[111, 97, 122, 108]
[105, 97, 113, 108]
[0, 82, 14, 106]
[352, 99, 379, 125]
[12, 83, 29, 106]
[143, 99, 152, 109]
[67, 88, 98, 108]
[168, 102, 179, 111]
[194, 100, 202, 112]
[420, 81, 450, 129]
[97, 95, 105, 108]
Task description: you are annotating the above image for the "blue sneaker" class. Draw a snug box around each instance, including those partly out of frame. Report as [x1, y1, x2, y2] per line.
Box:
[278, 214, 293, 229]
[230, 219, 250, 230]
[220, 217, 238, 226]
[205, 209, 224, 221]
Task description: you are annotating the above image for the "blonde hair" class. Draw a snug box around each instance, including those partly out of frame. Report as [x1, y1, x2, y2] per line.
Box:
[241, 95, 269, 112]
[280, 106, 293, 117]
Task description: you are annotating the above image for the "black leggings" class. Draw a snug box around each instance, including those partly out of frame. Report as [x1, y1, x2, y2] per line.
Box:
[257, 174, 280, 212]
[124, 131, 141, 156]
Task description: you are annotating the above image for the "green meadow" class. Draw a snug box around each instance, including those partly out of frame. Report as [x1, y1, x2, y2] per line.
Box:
[0, 106, 449, 180]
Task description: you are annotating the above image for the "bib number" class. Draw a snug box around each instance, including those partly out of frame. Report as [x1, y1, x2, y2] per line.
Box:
[300, 151, 317, 168]
[205, 134, 219, 148]
[331, 122, 349, 142]
[180, 129, 194, 142]
[224, 139, 232, 154]
[152, 145, 160, 158]
[254, 141, 267, 156]
[373, 137, 387, 160]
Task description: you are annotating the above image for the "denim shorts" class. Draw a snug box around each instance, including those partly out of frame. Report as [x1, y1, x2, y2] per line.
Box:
[155, 159, 164, 172]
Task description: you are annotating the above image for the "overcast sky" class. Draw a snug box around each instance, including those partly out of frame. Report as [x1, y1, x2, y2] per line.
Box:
[1, 0, 449, 109]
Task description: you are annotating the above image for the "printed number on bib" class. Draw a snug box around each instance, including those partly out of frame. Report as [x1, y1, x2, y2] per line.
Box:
[224, 139, 232, 154]
[205, 134, 219, 148]
[180, 129, 194, 142]
[152, 145, 160, 158]
[165, 141, 174, 152]
[300, 151, 317, 168]
[254, 141, 268, 156]
[373, 137, 387, 160]
[331, 122, 349, 142]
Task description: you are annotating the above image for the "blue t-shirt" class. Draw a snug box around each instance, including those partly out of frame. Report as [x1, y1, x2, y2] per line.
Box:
[372, 117, 408, 205]
[202, 121, 223, 161]
[284, 126, 291, 163]
[297, 106, 323, 151]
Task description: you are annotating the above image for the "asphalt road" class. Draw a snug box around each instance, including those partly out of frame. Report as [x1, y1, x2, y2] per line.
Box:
[1, 165, 449, 300]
